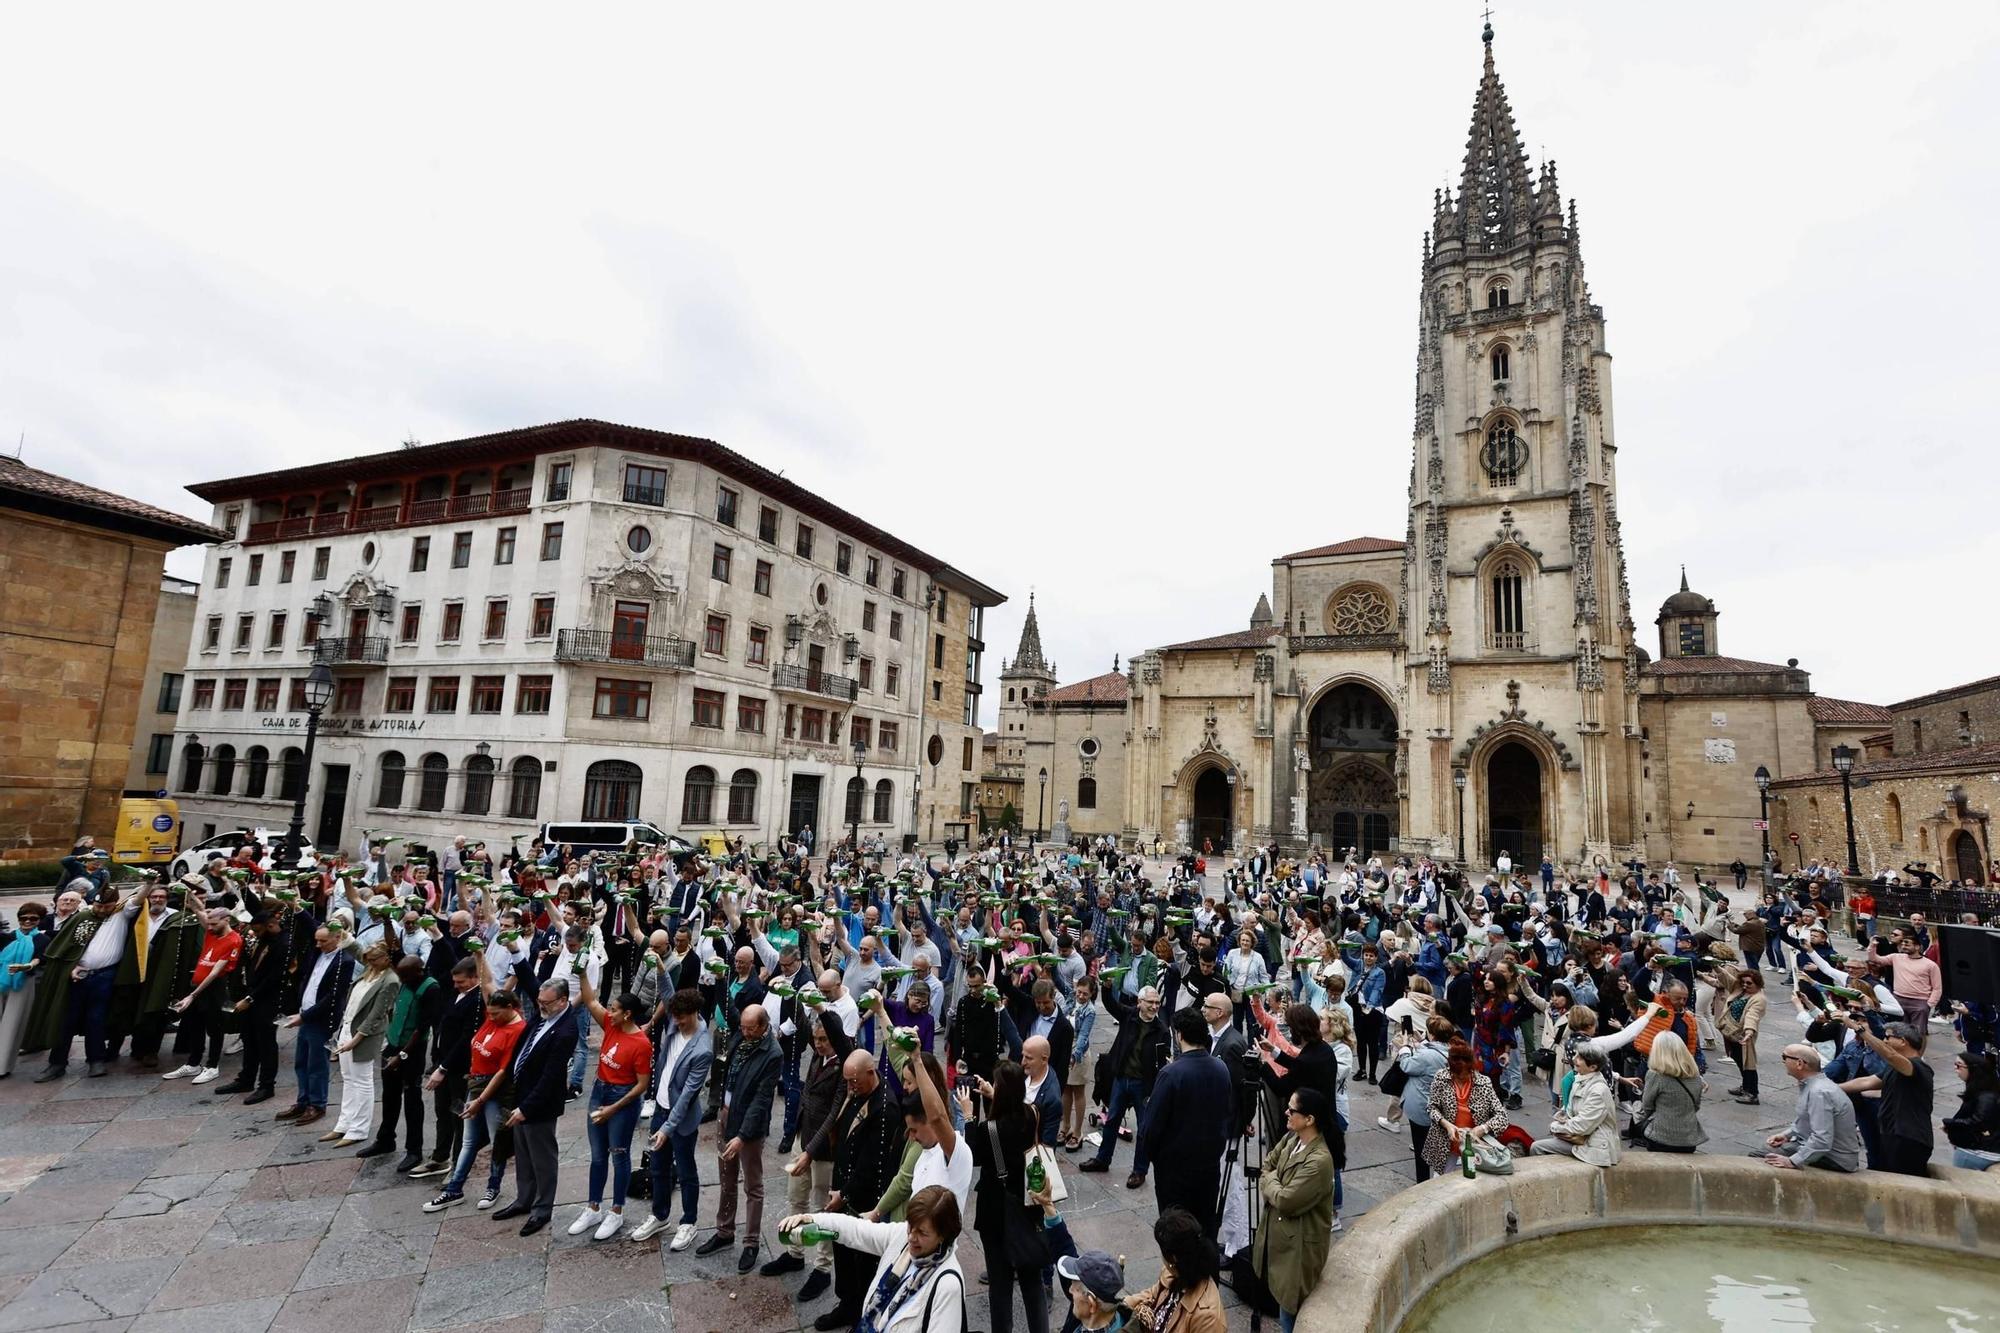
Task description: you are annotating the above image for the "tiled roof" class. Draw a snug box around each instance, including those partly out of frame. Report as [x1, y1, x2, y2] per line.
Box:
[1770, 738, 2000, 787]
[1889, 673, 2000, 712]
[1807, 696, 1893, 727]
[1159, 625, 1282, 653]
[0, 456, 225, 545]
[982, 732, 1000, 744]
[1641, 654, 1804, 677]
[1278, 536, 1406, 561]
[1041, 671, 1131, 705]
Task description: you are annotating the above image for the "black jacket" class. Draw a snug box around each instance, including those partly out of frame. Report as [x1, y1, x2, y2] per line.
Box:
[431, 986, 485, 1079]
[1100, 989, 1172, 1094]
[799, 1012, 856, 1163]
[816, 1081, 905, 1213]
[295, 949, 356, 1028]
[510, 1005, 581, 1123]
[722, 1030, 781, 1141]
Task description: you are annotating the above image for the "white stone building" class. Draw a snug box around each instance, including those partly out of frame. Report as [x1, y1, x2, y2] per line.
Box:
[169, 419, 1002, 857]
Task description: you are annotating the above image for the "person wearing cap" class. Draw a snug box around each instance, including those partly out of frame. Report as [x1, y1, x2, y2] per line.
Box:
[25, 881, 138, 1079]
[1055, 1249, 1126, 1333]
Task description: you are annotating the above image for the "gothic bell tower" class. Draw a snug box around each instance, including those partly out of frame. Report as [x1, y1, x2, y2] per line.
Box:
[1398, 18, 1642, 869]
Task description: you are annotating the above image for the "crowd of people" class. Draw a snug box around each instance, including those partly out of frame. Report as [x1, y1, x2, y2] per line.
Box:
[0, 826, 1994, 1333]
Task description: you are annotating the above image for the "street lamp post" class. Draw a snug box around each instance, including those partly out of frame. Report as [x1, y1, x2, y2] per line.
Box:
[850, 734, 867, 859]
[1225, 769, 1238, 851]
[1452, 767, 1468, 864]
[1037, 767, 1048, 846]
[1831, 745, 1860, 877]
[1754, 764, 1773, 884]
[281, 662, 335, 869]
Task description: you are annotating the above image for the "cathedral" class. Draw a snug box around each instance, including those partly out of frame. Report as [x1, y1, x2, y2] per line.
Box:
[985, 23, 1888, 876]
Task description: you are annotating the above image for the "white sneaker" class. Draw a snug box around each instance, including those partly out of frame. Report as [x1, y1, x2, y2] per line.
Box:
[1330, 1214, 1344, 1234]
[161, 1064, 202, 1080]
[630, 1216, 669, 1243]
[594, 1211, 625, 1241]
[568, 1207, 603, 1237]
[224, 1037, 243, 1055]
[1377, 1116, 1399, 1132]
[670, 1222, 698, 1252]
[191, 1067, 220, 1085]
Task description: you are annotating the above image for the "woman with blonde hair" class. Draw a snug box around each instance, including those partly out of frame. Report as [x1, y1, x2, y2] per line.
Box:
[326, 938, 400, 1148]
[1636, 1025, 1706, 1153]
[1316, 1003, 1356, 1232]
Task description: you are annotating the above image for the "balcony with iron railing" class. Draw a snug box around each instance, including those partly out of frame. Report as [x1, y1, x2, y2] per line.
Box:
[246, 486, 532, 544]
[774, 662, 859, 702]
[554, 628, 695, 670]
[312, 635, 389, 666]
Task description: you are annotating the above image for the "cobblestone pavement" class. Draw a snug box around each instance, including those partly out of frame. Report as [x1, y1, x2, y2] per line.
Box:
[0, 870, 1969, 1332]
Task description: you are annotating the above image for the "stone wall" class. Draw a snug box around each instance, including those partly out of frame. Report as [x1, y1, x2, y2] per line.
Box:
[1769, 766, 1995, 881]
[1639, 691, 1817, 874]
[123, 581, 197, 791]
[1894, 675, 2000, 757]
[1300, 1156, 2000, 1333]
[0, 510, 172, 855]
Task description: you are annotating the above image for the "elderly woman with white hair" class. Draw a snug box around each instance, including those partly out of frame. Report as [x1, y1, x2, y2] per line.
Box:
[1530, 1046, 1621, 1167]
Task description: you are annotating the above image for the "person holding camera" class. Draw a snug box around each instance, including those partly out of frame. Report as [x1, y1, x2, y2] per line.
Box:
[1834, 1018, 1934, 1175]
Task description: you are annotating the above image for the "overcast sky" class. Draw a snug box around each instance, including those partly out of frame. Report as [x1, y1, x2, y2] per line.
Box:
[5, 2, 1996, 722]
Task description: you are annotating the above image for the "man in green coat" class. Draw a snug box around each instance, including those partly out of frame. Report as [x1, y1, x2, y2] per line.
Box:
[25, 883, 138, 1078]
[113, 875, 206, 1068]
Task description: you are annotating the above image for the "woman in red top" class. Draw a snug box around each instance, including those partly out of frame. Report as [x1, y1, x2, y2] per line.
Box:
[569, 968, 653, 1240]
[425, 981, 525, 1212]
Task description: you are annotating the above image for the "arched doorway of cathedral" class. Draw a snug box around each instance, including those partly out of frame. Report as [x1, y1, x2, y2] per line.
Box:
[1305, 680, 1398, 855]
[1485, 740, 1543, 868]
[1951, 830, 1986, 885]
[1191, 767, 1232, 851]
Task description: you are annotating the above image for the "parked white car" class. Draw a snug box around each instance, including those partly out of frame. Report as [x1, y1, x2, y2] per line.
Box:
[170, 829, 318, 881]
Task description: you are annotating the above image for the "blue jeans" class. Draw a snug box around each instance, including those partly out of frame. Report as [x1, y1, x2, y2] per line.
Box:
[1763, 937, 1788, 972]
[50, 967, 116, 1069]
[586, 1080, 643, 1208]
[781, 1051, 803, 1142]
[1497, 1042, 1523, 1098]
[446, 1096, 512, 1196]
[1952, 1147, 1999, 1171]
[1280, 1310, 1297, 1333]
[647, 1124, 700, 1223]
[567, 1006, 592, 1091]
[293, 1018, 332, 1108]
[442, 869, 459, 912]
[1090, 1076, 1150, 1175]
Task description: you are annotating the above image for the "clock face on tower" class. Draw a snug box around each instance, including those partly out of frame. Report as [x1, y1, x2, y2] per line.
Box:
[1481, 426, 1526, 484]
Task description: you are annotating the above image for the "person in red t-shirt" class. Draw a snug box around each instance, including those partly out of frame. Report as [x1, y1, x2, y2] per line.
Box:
[164, 907, 243, 1082]
[425, 982, 526, 1211]
[568, 968, 653, 1240]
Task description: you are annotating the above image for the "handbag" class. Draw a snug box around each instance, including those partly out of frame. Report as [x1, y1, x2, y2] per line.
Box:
[1468, 1132, 1514, 1175]
[986, 1121, 1051, 1267]
[1378, 1057, 1410, 1097]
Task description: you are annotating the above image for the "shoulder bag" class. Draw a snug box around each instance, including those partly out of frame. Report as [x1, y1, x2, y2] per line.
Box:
[985, 1121, 1051, 1267]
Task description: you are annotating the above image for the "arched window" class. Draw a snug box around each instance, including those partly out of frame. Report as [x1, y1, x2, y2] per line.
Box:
[845, 776, 867, 825]
[507, 757, 542, 821]
[1482, 421, 1523, 487]
[583, 760, 642, 821]
[463, 754, 494, 816]
[727, 769, 758, 825]
[208, 744, 237, 796]
[278, 747, 305, 802]
[1886, 792, 1904, 845]
[1487, 282, 1509, 309]
[873, 778, 894, 824]
[1490, 559, 1526, 650]
[377, 751, 406, 808]
[244, 746, 269, 799]
[1076, 777, 1097, 810]
[682, 766, 716, 825]
[417, 753, 449, 811]
[1490, 346, 1510, 381]
[179, 741, 205, 794]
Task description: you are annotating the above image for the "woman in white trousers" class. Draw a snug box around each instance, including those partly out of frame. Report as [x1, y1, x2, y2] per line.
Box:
[325, 939, 399, 1146]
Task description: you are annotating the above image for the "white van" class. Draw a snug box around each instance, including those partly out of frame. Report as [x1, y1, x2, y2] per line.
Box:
[538, 820, 685, 858]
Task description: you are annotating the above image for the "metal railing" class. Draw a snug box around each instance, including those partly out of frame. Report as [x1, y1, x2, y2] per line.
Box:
[312, 635, 389, 665]
[245, 487, 533, 544]
[555, 628, 695, 669]
[774, 662, 859, 702]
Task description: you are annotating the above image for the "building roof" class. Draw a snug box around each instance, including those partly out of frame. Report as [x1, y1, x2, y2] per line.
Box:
[1889, 672, 2000, 713]
[1040, 671, 1131, 705]
[1769, 738, 2000, 789]
[0, 455, 225, 547]
[1806, 696, 1893, 727]
[1642, 654, 1803, 678]
[1277, 536, 1406, 562]
[1656, 567, 1716, 620]
[982, 731, 1000, 744]
[185, 418, 1002, 602]
[1158, 625, 1282, 653]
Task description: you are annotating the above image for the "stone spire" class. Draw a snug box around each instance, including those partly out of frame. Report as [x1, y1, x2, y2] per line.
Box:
[1454, 18, 1537, 250]
[1250, 593, 1274, 629]
[1012, 591, 1049, 673]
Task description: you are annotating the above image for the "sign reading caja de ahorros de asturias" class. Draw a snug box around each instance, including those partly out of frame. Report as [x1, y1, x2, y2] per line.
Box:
[259, 717, 427, 733]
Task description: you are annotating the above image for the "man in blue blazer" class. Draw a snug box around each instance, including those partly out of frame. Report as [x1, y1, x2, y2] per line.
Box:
[1140, 1006, 1234, 1235]
[631, 988, 712, 1250]
[492, 979, 580, 1235]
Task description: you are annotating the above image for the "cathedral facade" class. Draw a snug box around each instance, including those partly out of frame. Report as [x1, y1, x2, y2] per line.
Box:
[990, 26, 1888, 877]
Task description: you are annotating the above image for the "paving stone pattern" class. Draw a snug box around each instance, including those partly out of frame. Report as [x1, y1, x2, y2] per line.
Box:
[0, 870, 1969, 1331]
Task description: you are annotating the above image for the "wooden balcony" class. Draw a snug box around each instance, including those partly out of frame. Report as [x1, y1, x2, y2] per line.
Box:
[244, 486, 532, 544]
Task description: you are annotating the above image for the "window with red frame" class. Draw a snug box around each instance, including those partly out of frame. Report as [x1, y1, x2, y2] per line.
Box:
[428, 677, 460, 712]
[469, 676, 505, 713]
[594, 677, 651, 720]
